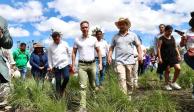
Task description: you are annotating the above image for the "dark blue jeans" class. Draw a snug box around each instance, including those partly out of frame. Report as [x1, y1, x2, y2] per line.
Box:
[95, 57, 107, 86]
[19, 67, 27, 80]
[184, 53, 194, 94]
[54, 65, 69, 96]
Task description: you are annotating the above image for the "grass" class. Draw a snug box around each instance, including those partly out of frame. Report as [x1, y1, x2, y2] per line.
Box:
[9, 79, 67, 112]
[8, 63, 194, 112]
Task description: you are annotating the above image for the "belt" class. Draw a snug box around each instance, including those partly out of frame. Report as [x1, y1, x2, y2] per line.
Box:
[79, 60, 95, 64]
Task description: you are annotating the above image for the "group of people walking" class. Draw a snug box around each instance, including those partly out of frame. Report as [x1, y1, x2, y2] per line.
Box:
[0, 11, 194, 112]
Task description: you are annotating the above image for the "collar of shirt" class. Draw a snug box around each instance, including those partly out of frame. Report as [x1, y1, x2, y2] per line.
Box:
[118, 32, 129, 37]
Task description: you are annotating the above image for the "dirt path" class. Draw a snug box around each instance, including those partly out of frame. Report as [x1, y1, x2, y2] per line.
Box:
[169, 89, 194, 112]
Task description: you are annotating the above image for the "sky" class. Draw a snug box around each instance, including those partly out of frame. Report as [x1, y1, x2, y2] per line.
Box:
[0, 0, 193, 50]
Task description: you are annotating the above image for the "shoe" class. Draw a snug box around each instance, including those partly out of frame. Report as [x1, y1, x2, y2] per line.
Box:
[128, 95, 132, 101]
[164, 85, 172, 91]
[99, 86, 104, 90]
[134, 84, 139, 89]
[79, 107, 87, 112]
[192, 94, 194, 99]
[95, 87, 99, 91]
[170, 82, 181, 90]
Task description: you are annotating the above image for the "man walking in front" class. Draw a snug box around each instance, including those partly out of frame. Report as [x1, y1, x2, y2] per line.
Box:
[72, 21, 102, 112]
[108, 18, 142, 100]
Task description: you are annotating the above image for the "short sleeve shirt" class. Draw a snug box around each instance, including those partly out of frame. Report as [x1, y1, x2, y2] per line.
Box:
[94, 39, 109, 57]
[74, 35, 99, 61]
[111, 31, 140, 65]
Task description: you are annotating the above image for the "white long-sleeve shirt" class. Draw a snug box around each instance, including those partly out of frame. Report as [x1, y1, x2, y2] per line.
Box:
[48, 41, 70, 69]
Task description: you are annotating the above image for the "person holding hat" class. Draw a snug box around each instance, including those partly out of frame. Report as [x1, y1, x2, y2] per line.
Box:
[13, 42, 30, 80]
[48, 31, 70, 98]
[158, 25, 181, 91]
[30, 43, 48, 88]
[108, 17, 142, 100]
[180, 11, 194, 98]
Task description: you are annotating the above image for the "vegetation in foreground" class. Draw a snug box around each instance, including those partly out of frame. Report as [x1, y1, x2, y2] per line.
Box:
[8, 63, 194, 112]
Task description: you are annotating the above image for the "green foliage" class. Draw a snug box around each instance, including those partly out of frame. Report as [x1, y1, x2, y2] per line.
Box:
[9, 62, 194, 112]
[9, 79, 67, 112]
[178, 62, 194, 89]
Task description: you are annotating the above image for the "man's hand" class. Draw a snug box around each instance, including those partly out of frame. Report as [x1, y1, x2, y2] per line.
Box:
[108, 56, 112, 65]
[47, 67, 52, 72]
[98, 63, 102, 71]
[159, 58, 163, 64]
[138, 55, 143, 64]
[71, 65, 76, 73]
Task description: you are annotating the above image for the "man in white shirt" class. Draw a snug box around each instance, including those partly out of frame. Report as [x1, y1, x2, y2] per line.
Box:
[154, 24, 167, 80]
[94, 30, 109, 89]
[72, 21, 102, 111]
[48, 31, 70, 98]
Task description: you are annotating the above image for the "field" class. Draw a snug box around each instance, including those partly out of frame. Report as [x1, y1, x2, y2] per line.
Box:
[5, 62, 194, 112]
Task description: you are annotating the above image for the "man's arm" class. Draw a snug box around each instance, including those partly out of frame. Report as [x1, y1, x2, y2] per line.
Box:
[95, 47, 102, 70]
[157, 39, 163, 63]
[47, 47, 53, 71]
[136, 44, 142, 63]
[134, 35, 143, 63]
[72, 47, 77, 72]
[108, 46, 114, 65]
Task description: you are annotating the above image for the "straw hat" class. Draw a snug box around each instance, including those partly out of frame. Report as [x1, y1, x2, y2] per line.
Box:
[115, 17, 131, 28]
[34, 43, 44, 48]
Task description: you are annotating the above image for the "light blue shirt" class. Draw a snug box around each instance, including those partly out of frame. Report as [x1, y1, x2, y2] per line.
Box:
[111, 31, 140, 65]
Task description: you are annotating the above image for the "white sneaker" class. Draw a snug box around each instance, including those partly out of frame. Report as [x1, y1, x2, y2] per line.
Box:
[128, 95, 132, 101]
[170, 82, 181, 90]
[165, 85, 172, 91]
[192, 94, 194, 99]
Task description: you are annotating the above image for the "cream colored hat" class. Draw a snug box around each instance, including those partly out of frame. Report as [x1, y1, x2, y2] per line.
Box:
[115, 17, 131, 28]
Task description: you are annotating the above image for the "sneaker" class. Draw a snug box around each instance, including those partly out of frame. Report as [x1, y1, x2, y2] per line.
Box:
[164, 85, 172, 91]
[134, 84, 139, 89]
[99, 85, 104, 90]
[79, 107, 87, 112]
[128, 95, 132, 101]
[95, 87, 99, 91]
[192, 94, 194, 99]
[170, 82, 181, 90]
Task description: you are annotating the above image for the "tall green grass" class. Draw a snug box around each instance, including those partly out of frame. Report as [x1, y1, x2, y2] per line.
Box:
[9, 79, 67, 112]
[9, 63, 194, 112]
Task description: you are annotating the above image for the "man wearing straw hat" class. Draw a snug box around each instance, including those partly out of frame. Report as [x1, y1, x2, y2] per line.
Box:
[108, 17, 142, 100]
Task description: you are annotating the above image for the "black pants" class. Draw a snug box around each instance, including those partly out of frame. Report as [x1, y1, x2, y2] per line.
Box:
[54, 65, 70, 96]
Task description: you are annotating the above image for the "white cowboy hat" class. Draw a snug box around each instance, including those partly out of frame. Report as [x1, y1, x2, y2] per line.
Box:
[115, 17, 131, 28]
[34, 43, 44, 48]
